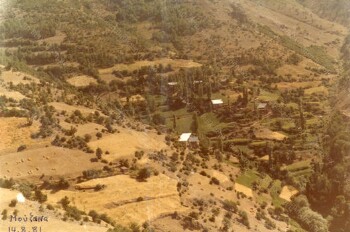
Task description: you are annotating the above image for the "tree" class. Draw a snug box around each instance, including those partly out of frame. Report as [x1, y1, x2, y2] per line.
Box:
[172, 114, 177, 130]
[152, 113, 165, 125]
[207, 83, 212, 100]
[84, 134, 92, 142]
[60, 196, 70, 208]
[137, 168, 151, 181]
[286, 195, 328, 232]
[218, 137, 223, 152]
[96, 147, 103, 159]
[299, 99, 305, 131]
[191, 113, 199, 134]
[35, 190, 47, 203]
[9, 199, 17, 207]
[57, 178, 70, 189]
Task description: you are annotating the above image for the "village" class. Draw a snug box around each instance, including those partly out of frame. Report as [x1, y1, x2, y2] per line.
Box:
[0, 0, 349, 231]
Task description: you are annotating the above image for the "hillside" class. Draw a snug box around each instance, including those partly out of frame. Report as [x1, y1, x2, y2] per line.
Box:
[0, 0, 349, 231]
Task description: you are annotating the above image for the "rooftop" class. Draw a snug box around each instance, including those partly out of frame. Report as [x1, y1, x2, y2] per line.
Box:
[257, 103, 268, 109]
[211, 99, 224, 105]
[179, 133, 192, 142]
[188, 136, 199, 142]
[168, 82, 178, 86]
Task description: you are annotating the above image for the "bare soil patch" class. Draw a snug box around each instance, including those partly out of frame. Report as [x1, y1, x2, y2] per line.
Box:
[279, 185, 299, 202]
[234, 183, 253, 198]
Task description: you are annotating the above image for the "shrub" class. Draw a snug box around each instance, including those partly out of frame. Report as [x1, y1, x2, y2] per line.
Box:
[189, 211, 199, 220]
[137, 168, 151, 181]
[17, 145, 27, 152]
[34, 190, 47, 203]
[57, 178, 70, 189]
[239, 210, 250, 228]
[88, 210, 99, 222]
[96, 147, 103, 159]
[94, 184, 105, 191]
[65, 205, 84, 221]
[84, 134, 92, 142]
[9, 199, 17, 207]
[223, 200, 238, 213]
[96, 132, 102, 139]
[1, 209, 7, 220]
[210, 177, 220, 185]
[0, 178, 15, 189]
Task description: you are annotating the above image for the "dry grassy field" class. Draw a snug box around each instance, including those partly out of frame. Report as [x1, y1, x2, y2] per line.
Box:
[67, 75, 98, 87]
[254, 126, 287, 141]
[0, 117, 50, 154]
[0, 188, 108, 232]
[44, 174, 186, 226]
[88, 127, 168, 161]
[234, 183, 253, 198]
[1, 70, 40, 85]
[0, 86, 27, 101]
[49, 102, 100, 116]
[0, 146, 103, 179]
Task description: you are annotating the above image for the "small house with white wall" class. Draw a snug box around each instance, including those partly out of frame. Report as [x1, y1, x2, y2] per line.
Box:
[211, 99, 224, 110]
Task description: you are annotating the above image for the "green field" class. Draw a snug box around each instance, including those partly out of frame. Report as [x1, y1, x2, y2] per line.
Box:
[236, 169, 260, 188]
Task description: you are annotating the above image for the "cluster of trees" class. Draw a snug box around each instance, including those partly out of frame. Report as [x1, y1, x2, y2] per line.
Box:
[301, 33, 350, 232]
[41, 178, 70, 191]
[305, 112, 350, 231]
[286, 195, 328, 232]
[31, 105, 58, 138]
[1, 19, 56, 40]
[113, 0, 211, 36]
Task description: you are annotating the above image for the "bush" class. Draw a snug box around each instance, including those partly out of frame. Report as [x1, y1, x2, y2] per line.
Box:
[96, 131, 103, 139]
[9, 199, 17, 207]
[94, 184, 105, 191]
[57, 178, 70, 189]
[223, 200, 238, 213]
[17, 145, 27, 152]
[239, 210, 250, 228]
[199, 170, 207, 176]
[60, 196, 70, 208]
[34, 190, 47, 203]
[189, 211, 199, 220]
[1, 209, 7, 220]
[210, 177, 220, 185]
[84, 134, 92, 142]
[152, 113, 166, 125]
[0, 178, 15, 189]
[137, 168, 151, 181]
[96, 147, 103, 159]
[65, 205, 84, 221]
[88, 210, 99, 222]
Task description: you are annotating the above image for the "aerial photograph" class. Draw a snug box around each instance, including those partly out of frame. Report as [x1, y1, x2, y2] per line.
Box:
[0, 0, 349, 231]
